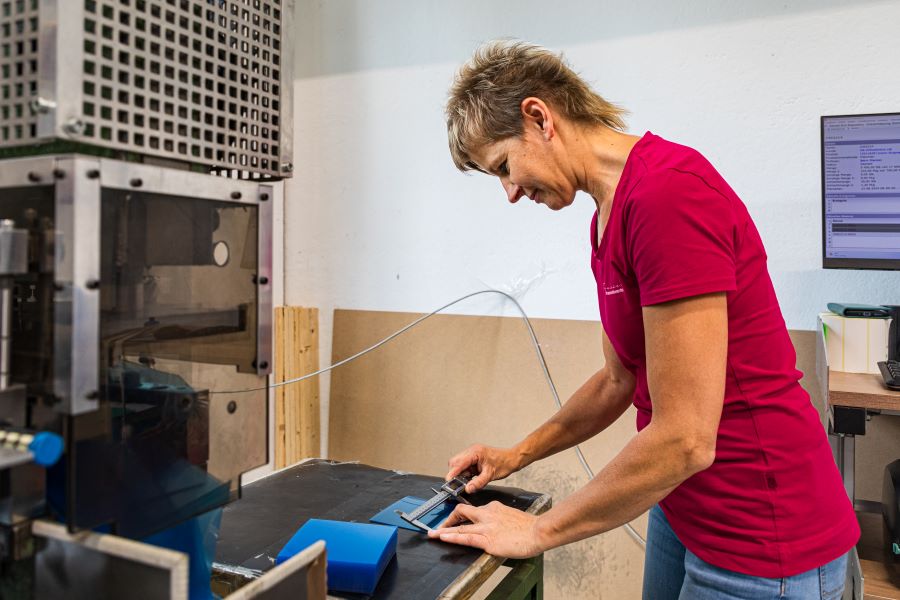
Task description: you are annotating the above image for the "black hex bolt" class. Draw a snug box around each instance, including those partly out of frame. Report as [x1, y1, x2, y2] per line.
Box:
[86, 169, 100, 179]
[85, 279, 100, 290]
[27, 172, 41, 183]
[258, 361, 269, 370]
[231, 191, 242, 200]
[260, 192, 270, 202]
[52, 169, 66, 179]
[227, 401, 237, 414]
[129, 178, 143, 188]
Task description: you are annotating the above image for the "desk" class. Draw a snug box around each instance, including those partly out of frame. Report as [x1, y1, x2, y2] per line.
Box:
[827, 371, 900, 509]
[829, 371, 900, 411]
[212, 460, 550, 599]
[817, 326, 900, 600]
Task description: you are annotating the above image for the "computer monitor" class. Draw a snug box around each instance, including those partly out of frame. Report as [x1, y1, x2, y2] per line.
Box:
[822, 112, 900, 270]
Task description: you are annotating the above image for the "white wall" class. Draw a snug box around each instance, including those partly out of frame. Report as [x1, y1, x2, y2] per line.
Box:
[284, 0, 900, 454]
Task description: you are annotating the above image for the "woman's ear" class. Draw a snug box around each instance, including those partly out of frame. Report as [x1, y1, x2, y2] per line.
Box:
[521, 97, 554, 141]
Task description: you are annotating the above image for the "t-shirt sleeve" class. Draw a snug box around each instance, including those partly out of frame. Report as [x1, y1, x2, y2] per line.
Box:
[625, 168, 737, 306]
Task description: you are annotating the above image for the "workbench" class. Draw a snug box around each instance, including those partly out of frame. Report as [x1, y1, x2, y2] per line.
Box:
[213, 460, 551, 599]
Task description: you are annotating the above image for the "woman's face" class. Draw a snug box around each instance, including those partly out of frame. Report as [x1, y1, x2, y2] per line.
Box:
[469, 120, 577, 211]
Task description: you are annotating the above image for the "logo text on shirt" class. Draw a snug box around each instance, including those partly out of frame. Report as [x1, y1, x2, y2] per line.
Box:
[604, 283, 624, 296]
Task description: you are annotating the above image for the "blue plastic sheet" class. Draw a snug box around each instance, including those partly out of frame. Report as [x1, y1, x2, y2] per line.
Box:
[143, 508, 223, 600]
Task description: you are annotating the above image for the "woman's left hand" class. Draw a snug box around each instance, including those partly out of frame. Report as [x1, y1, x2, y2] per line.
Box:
[427, 501, 545, 558]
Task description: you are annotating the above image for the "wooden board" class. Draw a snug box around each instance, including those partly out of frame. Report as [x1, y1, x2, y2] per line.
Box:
[829, 371, 900, 412]
[274, 307, 320, 468]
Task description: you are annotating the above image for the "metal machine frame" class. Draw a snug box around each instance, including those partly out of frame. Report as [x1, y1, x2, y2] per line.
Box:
[0, 1, 294, 596]
[0, 154, 273, 418]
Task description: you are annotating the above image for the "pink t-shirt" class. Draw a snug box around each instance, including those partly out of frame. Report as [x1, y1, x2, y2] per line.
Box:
[591, 132, 858, 577]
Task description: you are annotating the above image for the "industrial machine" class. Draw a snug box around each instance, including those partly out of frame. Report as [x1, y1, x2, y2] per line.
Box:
[0, 1, 314, 597]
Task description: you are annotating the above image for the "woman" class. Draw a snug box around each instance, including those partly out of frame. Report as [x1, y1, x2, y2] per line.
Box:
[430, 41, 857, 599]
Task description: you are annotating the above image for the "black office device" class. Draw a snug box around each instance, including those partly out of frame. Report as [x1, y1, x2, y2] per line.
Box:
[876, 306, 900, 390]
[878, 361, 900, 391]
[884, 460, 900, 560]
[827, 302, 892, 318]
[822, 113, 900, 271]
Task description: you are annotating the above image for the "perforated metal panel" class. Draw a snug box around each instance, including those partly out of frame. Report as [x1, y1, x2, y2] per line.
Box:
[0, 0, 293, 178]
[0, 0, 40, 146]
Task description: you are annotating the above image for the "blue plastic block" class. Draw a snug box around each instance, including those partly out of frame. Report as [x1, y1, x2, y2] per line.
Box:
[276, 519, 397, 595]
[370, 496, 455, 531]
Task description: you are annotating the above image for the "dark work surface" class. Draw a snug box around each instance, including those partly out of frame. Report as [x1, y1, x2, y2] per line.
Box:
[215, 460, 544, 599]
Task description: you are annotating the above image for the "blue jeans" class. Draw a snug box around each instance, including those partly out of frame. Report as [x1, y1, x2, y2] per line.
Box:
[642, 505, 847, 599]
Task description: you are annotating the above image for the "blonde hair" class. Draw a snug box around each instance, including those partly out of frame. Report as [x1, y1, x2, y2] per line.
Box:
[446, 40, 627, 172]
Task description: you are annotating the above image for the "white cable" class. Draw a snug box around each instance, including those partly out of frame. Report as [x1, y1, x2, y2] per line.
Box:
[210, 288, 646, 549]
[211, 290, 504, 395]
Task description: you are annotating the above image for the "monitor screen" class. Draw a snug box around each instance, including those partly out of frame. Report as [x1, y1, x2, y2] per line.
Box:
[822, 113, 900, 270]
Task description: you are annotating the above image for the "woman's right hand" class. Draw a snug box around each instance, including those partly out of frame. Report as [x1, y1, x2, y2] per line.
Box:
[445, 444, 523, 494]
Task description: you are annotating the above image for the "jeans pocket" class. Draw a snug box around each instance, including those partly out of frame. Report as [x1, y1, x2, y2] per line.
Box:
[819, 553, 848, 600]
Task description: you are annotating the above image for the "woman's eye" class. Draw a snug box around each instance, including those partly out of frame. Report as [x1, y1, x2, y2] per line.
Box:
[498, 161, 509, 175]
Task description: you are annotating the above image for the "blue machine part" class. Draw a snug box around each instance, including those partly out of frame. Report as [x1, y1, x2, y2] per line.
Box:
[29, 431, 63, 467]
[276, 519, 397, 595]
[370, 495, 455, 532]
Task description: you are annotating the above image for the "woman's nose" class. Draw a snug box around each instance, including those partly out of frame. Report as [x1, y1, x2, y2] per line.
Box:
[502, 180, 523, 203]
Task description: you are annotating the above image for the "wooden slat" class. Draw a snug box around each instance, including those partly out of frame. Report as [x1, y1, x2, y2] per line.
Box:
[297, 308, 320, 458]
[274, 307, 320, 468]
[290, 308, 301, 462]
[288, 310, 306, 464]
[286, 307, 297, 465]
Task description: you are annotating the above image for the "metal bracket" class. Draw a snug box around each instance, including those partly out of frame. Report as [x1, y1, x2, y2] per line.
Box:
[832, 406, 867, 435]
